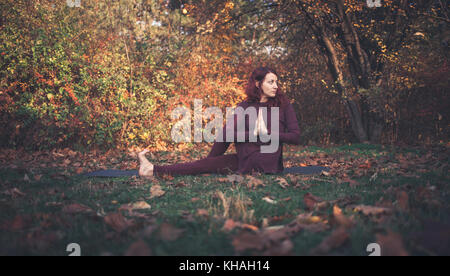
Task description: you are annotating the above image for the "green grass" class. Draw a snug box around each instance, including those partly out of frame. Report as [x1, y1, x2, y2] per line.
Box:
[0, 144, 448, 256]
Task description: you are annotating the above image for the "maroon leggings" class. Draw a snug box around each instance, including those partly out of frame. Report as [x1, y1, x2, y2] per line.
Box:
[153, 154, 239, 177]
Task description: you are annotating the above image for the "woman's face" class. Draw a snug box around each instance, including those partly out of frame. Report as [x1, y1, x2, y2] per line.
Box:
[256, 73, 278, 102]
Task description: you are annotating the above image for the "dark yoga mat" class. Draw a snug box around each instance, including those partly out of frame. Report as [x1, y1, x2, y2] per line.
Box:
[83, 166, 330, 178]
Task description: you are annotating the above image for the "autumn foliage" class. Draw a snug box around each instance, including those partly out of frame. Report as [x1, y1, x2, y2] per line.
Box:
[0, 0, 448, 151]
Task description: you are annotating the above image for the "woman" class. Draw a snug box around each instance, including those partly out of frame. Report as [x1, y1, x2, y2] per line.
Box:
[138, 67, 301, 178]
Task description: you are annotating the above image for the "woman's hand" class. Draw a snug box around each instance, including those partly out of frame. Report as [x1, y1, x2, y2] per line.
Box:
[253, 108, 269, 137]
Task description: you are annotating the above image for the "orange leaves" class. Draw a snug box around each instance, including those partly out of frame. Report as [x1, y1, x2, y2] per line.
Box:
[64, 85, 80, 106]
[246, 175, 265, 189]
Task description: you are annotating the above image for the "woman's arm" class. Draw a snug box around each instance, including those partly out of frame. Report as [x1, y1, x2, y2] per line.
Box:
[278, 102, 301, 145]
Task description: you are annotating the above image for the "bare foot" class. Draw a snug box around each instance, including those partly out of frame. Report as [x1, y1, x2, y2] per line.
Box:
[138, 149, 154, 179]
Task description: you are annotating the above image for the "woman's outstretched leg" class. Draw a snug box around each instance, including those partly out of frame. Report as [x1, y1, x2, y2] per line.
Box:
[153, 153, 239, 177]
[138, 150, 239, 178]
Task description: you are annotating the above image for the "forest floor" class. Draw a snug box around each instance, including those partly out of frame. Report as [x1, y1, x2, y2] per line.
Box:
[0, 143, 448, 256]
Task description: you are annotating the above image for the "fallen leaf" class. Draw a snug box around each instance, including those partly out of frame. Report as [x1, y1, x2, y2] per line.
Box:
[262, 196, 277, 204]
[196, 209, 209, 217]
[240, 224, 259, 232]
[158, 223, 184, 241]
[275, 177, 289, 189]
[119, 201, 151, 213]
[62, 203, 93, 214]
[262, 239, 294, 256]
[3, 188, 26, 198]
[223, 219, 238, 232]
[320, 170, 330, 176]
[396, 191, 409, 211]
[332, 205, 354, 229]
[124, 240, 152, 256]
[75, 168, 84, 174]
[310, 227, 350, 255]
[150, 185, 165, 198]
[295, 213, 330, 233]
[227, 174, 244, 183]
[132, 201, 151, 210]
[232, 231, 264, 252]
[353, 205, 392, 216]
[303, 193, 322, 211]
[376, 231, 409, 256]
[3, 215, 32, 231]
[174, 181, 187, 187]
[246, 175, 265, 189]
[104, 213, 133, 233]
[45, 202, 63, 207]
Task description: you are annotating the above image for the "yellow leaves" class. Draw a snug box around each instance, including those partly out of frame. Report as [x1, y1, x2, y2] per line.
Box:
[155, 140, 167, 151]
[246, 175, 265, 189]
[150, 184, 165, 199]
[224, 2, 234, 10]
[139, 131, 150, 141]
[275, 177, 289, 189]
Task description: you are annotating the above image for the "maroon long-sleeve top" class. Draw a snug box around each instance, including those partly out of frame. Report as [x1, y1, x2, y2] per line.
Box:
[207, 100, 301, 174]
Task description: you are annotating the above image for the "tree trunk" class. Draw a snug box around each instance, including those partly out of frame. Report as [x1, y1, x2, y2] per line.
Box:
[318, 27, 369, 143]
[345, 99, 369, 143]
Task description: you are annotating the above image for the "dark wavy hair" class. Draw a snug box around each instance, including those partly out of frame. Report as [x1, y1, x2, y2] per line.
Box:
[244, 67, 289, 107]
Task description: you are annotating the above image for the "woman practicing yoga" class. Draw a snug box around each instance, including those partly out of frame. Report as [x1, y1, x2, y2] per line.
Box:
[138, 67, 301, 179]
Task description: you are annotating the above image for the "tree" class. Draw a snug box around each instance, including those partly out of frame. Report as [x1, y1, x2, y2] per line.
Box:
[199, 0, 448, 143]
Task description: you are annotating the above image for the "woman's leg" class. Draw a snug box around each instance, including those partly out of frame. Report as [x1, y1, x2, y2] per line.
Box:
[153, 153, 239, 177]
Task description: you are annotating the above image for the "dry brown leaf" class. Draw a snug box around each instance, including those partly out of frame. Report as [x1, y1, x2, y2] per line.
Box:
[303, 193, 322, 211]
[158, 223, 184, 241]
[262, 196, 277, 204]
[120, 201, 151, 213]
[275, 177, 289, 189]
[104, 213, 133, 233]
[75, 167, 84, 174]
[396, 191, 409, 211]
[310, 227, 350, 255]
[131, 201, 151, 210]
[62, 203, 93, 214]
[246, 175, 265, 189]
[353, 205, 392, 216]
[232, 231, 264, 252]
[227, 174, 244, 183]
[240, 224, 259, 232]
[3, 188, 26, 198]
[150, 185, 165, 198]
[295, 213, 329, 233]
[376, 231, 409, 256]
[2, 215, 32, 231]
[332, 205, 354, 229]
[124, 240, 152, 256]
[262, 239, 294, 256]
[223, 219, 237, 232]
[196, 209, 209, 217]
